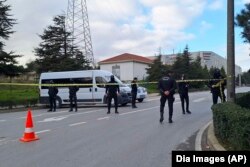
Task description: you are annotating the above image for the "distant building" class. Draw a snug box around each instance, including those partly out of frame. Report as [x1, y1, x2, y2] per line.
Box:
[159, 51, 242, 76]
[99, 53, 153, 81]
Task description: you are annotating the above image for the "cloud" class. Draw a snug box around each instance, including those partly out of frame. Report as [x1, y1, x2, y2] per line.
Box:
[200, 21, 213, 33]
[208, 0, 224, 10]
[4, 0, 207, 66]
[242, 0, 250, 4]
[235, 44, 250, 72]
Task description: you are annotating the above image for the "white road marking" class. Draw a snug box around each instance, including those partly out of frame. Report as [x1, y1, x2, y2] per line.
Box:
[97, 117, 110, 120]
[0, 120, 6, 122]
[120, 106, 159, 116]
[69, 122, 87, 127]
[193, 98, 206, 103]
[38, 116, 68, 123]
[146, 98, 160, 102]
[36, 129, 51, 134]
[17, 108, 104, 120]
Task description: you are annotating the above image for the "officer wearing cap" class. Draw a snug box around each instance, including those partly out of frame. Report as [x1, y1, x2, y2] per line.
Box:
[158, 70, 177, 123]
[106, 75, 120, 114]
[131, 77, 138, 108]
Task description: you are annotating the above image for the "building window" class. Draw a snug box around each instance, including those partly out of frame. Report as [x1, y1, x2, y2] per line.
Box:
[112, 65, 120, 79]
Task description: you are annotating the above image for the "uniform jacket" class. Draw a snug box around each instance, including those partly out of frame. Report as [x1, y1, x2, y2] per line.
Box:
[158, 75, 177, 96]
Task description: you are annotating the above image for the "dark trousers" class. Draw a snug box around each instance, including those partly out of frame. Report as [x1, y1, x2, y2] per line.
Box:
[131, 91, 137, 107]
[179, 93, 189, 112]
[49, 96, 56, 111]
[160, 95, 174, 120]
[108, 94, 118, 112]
[212, 91, 226, 105]
[69, 95, 77, 111]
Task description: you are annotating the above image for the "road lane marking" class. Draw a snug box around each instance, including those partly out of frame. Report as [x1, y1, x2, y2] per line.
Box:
[120, 106, 159, 116]
[0, 120, 6, 122]
[193, 97, 206, 103]
[38, 116, 68, 123]
[36, 129, 51, 134]
[17, 108, 105, 120]
[69, 122, 87, 126]
[97, 117, 110, 120]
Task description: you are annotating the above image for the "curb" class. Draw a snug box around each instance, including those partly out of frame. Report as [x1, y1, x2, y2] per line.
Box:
[195, 120, 226, 151]
[207, 122, 226, 151]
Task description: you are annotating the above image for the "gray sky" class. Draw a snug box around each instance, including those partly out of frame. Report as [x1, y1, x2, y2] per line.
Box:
[4, 0, 250, 72]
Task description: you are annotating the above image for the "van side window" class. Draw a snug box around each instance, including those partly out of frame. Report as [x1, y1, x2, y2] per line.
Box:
[41, 77, 93, 89]
[95, 77, 107, 88]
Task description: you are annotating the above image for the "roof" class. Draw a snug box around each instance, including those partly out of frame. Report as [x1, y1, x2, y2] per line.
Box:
[99, 53, 153, 65]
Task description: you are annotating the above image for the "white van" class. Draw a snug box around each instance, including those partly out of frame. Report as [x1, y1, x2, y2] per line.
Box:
[39, 70, 131, 108]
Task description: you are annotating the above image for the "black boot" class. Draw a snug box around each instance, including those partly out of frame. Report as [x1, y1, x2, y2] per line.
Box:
[186, 110, 191, 114]
[159, 112, 164, 123]
[168, 118, 173, 123]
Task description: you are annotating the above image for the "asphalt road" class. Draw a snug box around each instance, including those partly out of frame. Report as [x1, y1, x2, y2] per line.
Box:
[0, 87, 249, 167]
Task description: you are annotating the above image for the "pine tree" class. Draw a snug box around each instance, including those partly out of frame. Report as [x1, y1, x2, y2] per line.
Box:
[35, 15, 90, 73]
[236, 3, 250, 43]
[0, 0, 22, 77]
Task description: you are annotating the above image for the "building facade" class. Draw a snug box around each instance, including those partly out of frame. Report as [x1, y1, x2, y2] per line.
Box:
[161, 51, 242, 76]
[99, 53, 153, 81]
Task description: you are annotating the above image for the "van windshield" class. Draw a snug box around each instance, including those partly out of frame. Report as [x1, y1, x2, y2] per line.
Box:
[104, 75, 126, 87]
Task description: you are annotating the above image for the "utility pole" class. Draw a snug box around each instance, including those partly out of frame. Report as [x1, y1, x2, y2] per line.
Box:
[66, 0, 94, 67]
[227, 0, 235, 102]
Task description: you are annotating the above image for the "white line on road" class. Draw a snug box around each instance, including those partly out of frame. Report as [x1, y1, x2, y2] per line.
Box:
[36, 129, 51, 134]
[97, 117, 110, 120]
[69, 122, 87, 127]
[120, 106, 159, 116]
[0, 120, 6, 122]
[193, 97, 207, 103]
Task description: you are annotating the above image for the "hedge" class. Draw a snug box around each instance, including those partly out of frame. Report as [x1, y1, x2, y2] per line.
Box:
[212, 102, 250, 150]
[235, 92, 250, 109]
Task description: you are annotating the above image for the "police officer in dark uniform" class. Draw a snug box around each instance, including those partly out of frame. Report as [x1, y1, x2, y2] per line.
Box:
[131, 77, 138, 108]
[106, 75, 120, 114]
[48, 80, 58, 112]
[208, 69, 226, 105]
[69, 79, 79, 112]
[158, 70, 177, 123]
[178, 74, 191, 114]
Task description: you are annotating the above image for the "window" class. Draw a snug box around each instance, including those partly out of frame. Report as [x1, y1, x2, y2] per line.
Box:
[41, 77, 93, 89]
[95, 77, 107, 88]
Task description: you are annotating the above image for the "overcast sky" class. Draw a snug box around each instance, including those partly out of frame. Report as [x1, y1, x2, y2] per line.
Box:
[4, 0, 250, 72]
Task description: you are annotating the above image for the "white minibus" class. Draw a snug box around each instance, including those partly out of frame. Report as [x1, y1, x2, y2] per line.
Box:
[39, 70, 131, 108]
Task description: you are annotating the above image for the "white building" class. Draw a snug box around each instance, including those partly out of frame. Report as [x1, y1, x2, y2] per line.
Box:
[161, 51, 242, 76]
[99, 53, 153, 81]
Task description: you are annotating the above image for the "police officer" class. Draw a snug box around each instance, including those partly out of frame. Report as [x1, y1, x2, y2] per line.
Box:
[208, 69, 226, 105]
[158, 70, 177, 123]
[178, 74, 191, 114]
[131, 77, 138, 108]
[106, 75, 120, 114]
[48, 80, 58, 112]
[69, 79, 79, 112]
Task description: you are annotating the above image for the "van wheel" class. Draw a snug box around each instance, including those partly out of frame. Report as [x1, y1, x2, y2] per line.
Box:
[138, 99, 143, 102]
[121, 103, 127, 106]
[56, 97, 62, 108]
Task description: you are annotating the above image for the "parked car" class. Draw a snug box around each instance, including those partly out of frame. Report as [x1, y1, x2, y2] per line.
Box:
[124, 84, 148, 102]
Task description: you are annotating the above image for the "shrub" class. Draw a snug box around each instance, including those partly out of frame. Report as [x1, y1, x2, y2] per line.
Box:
[236, 92, 250, 109]
[212, 102, 250, 150]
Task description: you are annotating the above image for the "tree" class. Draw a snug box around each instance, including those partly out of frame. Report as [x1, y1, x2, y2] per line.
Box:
[236, 3, 250, 43]
[0, 0, 23, 78]
[172, 45, 192, 79]
[35, 15, 91, 73]
[0, 0, 16, 50]
[146, 54, 169, 81]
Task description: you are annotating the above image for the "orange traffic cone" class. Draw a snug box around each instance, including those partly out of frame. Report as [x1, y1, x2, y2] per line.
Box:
[20, 108, 39, 142]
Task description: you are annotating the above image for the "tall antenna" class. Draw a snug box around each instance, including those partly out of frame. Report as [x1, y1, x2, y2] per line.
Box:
[66, 0, 94, 67]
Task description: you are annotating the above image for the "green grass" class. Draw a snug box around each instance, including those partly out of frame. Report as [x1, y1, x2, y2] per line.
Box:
[0, 85, 39, 108]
